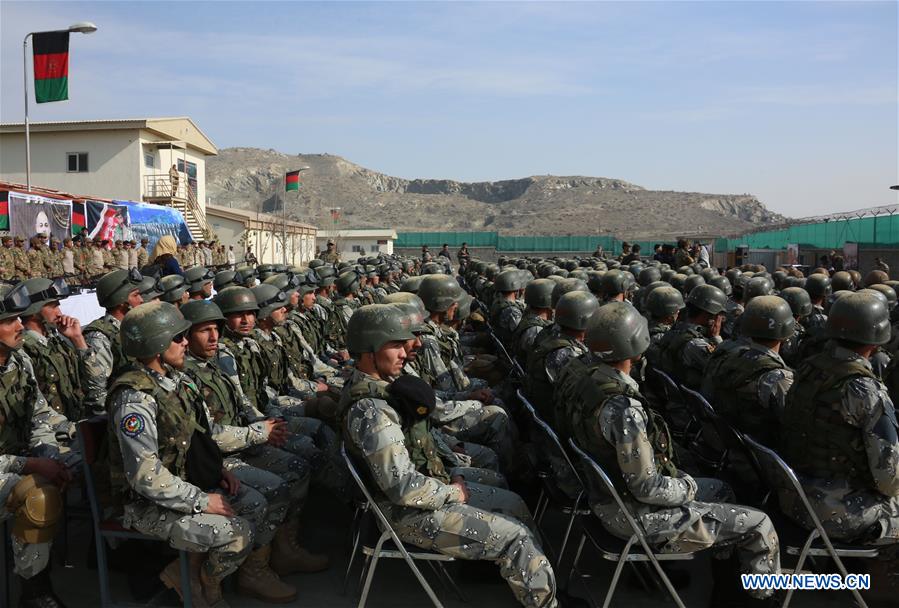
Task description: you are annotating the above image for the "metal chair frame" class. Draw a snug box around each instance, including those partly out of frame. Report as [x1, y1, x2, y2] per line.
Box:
[340, 445, 463, 608]
[644, 368, 696, 443]
[490, 330, 525, 379]
[678, 385, 729, 475]
[742, 435, 878, 608]
[568, 439, 691, 608]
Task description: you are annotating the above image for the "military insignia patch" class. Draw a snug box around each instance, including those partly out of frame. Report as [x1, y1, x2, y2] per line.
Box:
[121, 413, 146, 438]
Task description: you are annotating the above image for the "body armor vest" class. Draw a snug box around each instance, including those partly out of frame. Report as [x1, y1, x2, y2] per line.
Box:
[220, 330, 267, 411]
[781, 347, 877, 490]
[655, 323, 705, 387]
[182, 355, 242, 426]
[0, 352, 38, 456]
[702, 340, 785, 444]
[275, 321, 314, 380]
[511, 313, 552, 362]
[84, 316, 131, 381]
[106, 369, 204, 507]
[525, 332, 581, 422]
[291, 309, 323, 355]
[24, 330, 84, 420]
[255, 331, 289, 394]
[324, 299, 347, 349]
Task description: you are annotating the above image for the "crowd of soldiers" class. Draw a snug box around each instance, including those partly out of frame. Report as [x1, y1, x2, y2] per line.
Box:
[0, 233, 232, 285]
[2, 235, 898, 608]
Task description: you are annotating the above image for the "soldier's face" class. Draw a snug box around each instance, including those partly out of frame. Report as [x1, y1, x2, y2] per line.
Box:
[127, 289, 143, 310]
[2, 240, 10, 248]
[289, 292, 300, 308]
[270, 307, 288, 324]
[403, 336, 421, 362]
[375, 340, 407, 378]
[302, 292, 316, 309]
[162, 333, 188, 369]
[0, 317, 24, 351]
[39, 302, 62, 327]
[188, 322, 219, 359]
[226, 311, 255, 335]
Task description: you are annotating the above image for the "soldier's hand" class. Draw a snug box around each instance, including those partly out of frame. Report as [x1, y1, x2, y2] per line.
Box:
[315, 381, 329, 393]
[23, 457, 72, 489]
[451, 479, 470, 504]
[205, 494, 235, 516]
[466, 388, 493, 404]
[336, 350, 350, 363]
[264, 419, 289, 446]
[709, 314, 724, 339]
[220, 469, 240, 496]
[58, 315, 88, 349]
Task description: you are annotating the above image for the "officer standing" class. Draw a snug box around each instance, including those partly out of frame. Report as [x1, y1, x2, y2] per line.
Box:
[318, 240, 339, 263]
[135, 238, 150, 269]
[0, 283, 74, 608]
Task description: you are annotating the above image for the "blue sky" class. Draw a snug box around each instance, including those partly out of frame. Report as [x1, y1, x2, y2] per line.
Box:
[1, 1, 896, 217]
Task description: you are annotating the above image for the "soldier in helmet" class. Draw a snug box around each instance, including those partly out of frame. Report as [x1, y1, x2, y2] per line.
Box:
[701, 295, 795, 447]
[654, 284, 727, 391]
[0, 282, 75, 608]
[13, 235, 31, 280]
[524, 291, 599, 425]
[0, 235, 14, 282]
[330, 271, 361, 345]
[558, 302, 781, 605]
[643, 286, 685, 372]
[158, 274, 190, 307]
[184, 265, 215, 300]
[489, 269, 527, 343]
[781, 292, 899, 591]
[135, 237, 150, 269]
[342, 304, 560, 608]
[803, 273, 831, 334]
[26, 235, 47, 279]
[82, 269, 145, 415]
[318, 239, 339, 263]
[511, 278, 555, 364]
[779, 286, 813, 368]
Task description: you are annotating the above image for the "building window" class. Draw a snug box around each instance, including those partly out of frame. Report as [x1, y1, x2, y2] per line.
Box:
[66, 152, 88, 172]
[144, 153, 155, 168]
[351, 245, 362, 252]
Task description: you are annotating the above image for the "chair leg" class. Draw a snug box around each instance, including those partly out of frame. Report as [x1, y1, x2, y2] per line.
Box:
[642, 547, 688, 608]
[602, 536, 636, 608]
[397, 548, 445, 608]
[179, 550, 192, 608]
[783, 530, 818, 608]
[558, 494, 582, 568]
[342, 507, 366, 595]
[358, 533, 388, 608]
[95, 530, 112, 607]
[438, 562, 467, 603]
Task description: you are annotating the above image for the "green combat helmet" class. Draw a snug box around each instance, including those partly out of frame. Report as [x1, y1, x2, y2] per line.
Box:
[826, 291, 891, 345]
[138, 276, 163, 303]
[346, 304, 415, 354]
[554, 291, 600, 331]
[418, 275, 462, 313]
[336, 271, 361, 297]
[646, 286, 685, 320]
[181, 299, 226, 326]
[866, 283, 897, 310]
[709, 276, 733, 297]
[184, 266, 214, 294]
[0, 283, 30, 322]
[524, 279, 555, 309]
[97, 268, 143, 309]
[251, 284, 288, 320]
[740, 295, 795, 341]
[399, 276, 425, 294]
[683, 275, 706, 294]
[382, 292, 428, 318]
[686, 284, 727, 315]
[158, 274, 189, 304]
[214, 286, 259, 315]
[120, 301, 191, 359]
[599, 270, 631, 299]
[638, 267, 661, 287]
[551, 278, 588, 308]
[494, 269, 528, 293]
[213, 270, 238, 292]
[744, 276, 774, 302]
[804, 274, 832, 300]
[264, 273, 300, 299]
[585, 301, 651, 361]
[831, 271, 854, 292]
[19, 278, 70, 317]
[236, 266, 257, 288]
[780, 287, 813, 318]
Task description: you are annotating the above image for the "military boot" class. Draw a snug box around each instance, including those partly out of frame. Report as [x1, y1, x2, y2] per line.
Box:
[159, 554, 208, 608]
[270, 518, 329, 575]
[199, 564, 230, 608]
[17, 569, 67, 608]
[236, 544, 297, 603]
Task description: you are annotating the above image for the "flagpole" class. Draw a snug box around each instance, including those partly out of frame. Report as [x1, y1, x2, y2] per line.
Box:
[23, 33, 32, 192]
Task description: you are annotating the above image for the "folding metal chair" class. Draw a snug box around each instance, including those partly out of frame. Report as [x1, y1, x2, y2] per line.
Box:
[678, 385, 728, 475]
[644, 367, 694, 442]
[742, 435, 878, 608]
[340, 445, 462, 608]
[2, 519, 10, 607]
[490, 330, 525, 379]
[567, 439, 692, 608]
[79, 418, 194, 607]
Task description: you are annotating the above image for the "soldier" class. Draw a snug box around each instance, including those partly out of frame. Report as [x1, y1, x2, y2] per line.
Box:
[61, 238, 75, 280]
[26, 235, 46, 279]
[19, 278, 89, 422]
[13, 235, 31, 280]
[782, 292, 899, 593]
[701, 295, 795, 447]
[342, 305, 559, 608]
[158, 274, 190, 307]
[318, 240, 339, 263]
[48, 237, 64, 278]
[489, 269, 527, 344]
[185, 266, 215, 300]
[0, 234, 14, 282]
[597, 269, 632, 303]
[673, 238, 695, 268]
[82, 269, 145, 415]
[331, 271, 361, 339]
[560, 302, 781, 604]
[510, 278, 555, 363]
[524, 291, 599, 424]
[654, 284, 727, 390]
[779, 286, 813, 368]
[0, 282, 76, 608]
[89, 238, 105, 277]
[136, 237, 150, 269]
[107, 301, 294, 606]
[101, 240, 115, 271]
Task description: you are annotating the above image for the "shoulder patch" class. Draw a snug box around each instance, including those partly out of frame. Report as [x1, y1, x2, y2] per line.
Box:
[120, 412, 147, 438]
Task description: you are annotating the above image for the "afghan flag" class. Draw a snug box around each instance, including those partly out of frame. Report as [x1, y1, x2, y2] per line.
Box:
[71, 201, 86, 234]
[0, 191, 8, 231]
[33, 31, 69, 103]
[285, 170, 301, 192]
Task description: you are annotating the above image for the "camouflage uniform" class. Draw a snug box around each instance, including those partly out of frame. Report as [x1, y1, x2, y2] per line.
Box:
[781, 342, 899, 543]
[318, 250, 339, 263]
[561, 354, 780, 600]
[721, 299, 744, 339]
[12, 239, 31, 280]
[491, 299, 525, 344]
[511, 312, 552, 365]
[343, 370, 557, 608]
[112, 244, 129, 270]
[48, 244, 64, 278]
[654, 320, 720, 390]
[26, 243, 46, 278]
[23, 327, 88, 422]
[0, 239, 13, 281]
[524, 324, 589, 425]
[136, 244, 149, 269]
[82, 314, 128, 415]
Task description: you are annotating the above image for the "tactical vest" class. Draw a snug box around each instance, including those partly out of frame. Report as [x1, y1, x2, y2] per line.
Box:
[702, 340, 785, 444]
[182, 356, 241, 426]
[655, 323, 706, 388]
[84, 316, 131, 382]
[275, 321, 314, 380]
[220, 331, 267, 411]
[291, 309, 323, 355]
[106, 369, 204, 507]
[24, 331, 84, 420]
[781, 348, 877, 490]
[565, 362, 678, 499]
[255, 331, 290, 394]
[511, 313, 552, 362]
[525, 333, 581, 422]
[322, 299, 347, 349]
[0, 352, 38, 456]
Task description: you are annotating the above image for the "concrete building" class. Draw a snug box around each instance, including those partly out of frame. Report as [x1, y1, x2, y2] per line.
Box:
[0, 117, 216, 240]
[206, 204, 317, 266]
[315, 228, 397, 260]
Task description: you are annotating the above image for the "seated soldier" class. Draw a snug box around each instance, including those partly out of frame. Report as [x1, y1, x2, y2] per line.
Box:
[488, 269, 527, 344]
[511, 278, 555, 365]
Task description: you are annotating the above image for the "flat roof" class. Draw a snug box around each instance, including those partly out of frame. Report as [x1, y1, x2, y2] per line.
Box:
[0, 117, 218, 156]
[317, 229, 397, 239]
[206, 204, 317, 231]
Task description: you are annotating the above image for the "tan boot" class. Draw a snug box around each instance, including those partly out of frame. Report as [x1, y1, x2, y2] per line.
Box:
[199, 565, 231, 608]
[270, 518, 330, 575]
[159, 553, 209, 608]
[237, 544, 298, 604]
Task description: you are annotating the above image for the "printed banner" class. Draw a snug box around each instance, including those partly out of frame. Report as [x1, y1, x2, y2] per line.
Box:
[7, 191, 71, 242]
[118, 200, 193, 251]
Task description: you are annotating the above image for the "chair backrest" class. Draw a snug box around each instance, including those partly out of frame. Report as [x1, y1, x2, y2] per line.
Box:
[77, 417, 109, 528]
[491, 331, 524, 378]
[526, 403, 585, 501]
[679, 385, 716, 423]
[649, 367, 681, 404]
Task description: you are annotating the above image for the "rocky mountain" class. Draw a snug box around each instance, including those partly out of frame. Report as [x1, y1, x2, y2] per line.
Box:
[206, 147, 785, 239]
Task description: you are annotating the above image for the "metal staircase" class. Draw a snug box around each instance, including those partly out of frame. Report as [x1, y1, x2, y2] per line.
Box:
[143, 173, 211, 242]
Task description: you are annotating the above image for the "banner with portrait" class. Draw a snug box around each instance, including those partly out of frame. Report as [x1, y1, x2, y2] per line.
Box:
[7, 191, 71, 242]
[843, 242, 859, 270]
[118, 200, 193, 252]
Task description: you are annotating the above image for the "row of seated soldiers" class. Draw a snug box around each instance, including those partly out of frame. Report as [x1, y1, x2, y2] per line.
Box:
[2, 254, 566, 607]
[463, 254, 898, 606]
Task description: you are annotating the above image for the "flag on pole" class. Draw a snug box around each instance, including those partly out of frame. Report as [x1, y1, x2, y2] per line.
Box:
[33, 31, 70, 103]
[285, 170, 301, 192]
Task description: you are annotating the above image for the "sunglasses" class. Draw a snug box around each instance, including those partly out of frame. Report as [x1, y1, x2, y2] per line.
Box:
[172, 331, 188, 343]
[258, 290, 288, 309]
[29, 278, 71, 303]
[0, 287, 31, 314]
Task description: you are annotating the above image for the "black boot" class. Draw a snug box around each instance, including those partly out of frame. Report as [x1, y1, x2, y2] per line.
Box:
[707, 555, 779, 608]
[17, 569, 67, 608]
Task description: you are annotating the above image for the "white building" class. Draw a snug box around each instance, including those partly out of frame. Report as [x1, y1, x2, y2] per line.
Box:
[206, 204, 317, 266]
[315, 228, 397, 260]
[0, 117, 217, 240]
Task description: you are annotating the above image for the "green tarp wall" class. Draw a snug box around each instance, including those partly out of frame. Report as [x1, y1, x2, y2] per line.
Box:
[714, 215, 899, 252]
[396, 231, 670, 255]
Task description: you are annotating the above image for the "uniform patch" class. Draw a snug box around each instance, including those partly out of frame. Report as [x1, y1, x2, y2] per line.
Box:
[121, 413, 146, 438]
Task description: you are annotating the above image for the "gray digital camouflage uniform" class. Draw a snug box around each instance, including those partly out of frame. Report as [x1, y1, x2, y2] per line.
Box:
[343, 370, 557, 608]
[82, 314, 122, 415]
